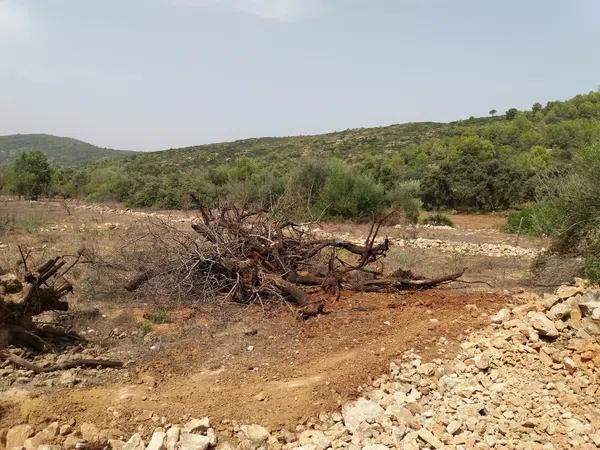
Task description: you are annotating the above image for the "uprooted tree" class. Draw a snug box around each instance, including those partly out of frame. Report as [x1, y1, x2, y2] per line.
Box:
[1, 252, 124, 371]
[125, 205, 465, 316]
[0, 255, 78, 351]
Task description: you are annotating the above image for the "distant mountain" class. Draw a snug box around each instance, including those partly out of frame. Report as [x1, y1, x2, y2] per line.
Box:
[0, 134, 137, 165]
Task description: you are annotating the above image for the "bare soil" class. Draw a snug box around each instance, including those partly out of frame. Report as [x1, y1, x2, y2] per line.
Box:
[0, 199, 545, 435]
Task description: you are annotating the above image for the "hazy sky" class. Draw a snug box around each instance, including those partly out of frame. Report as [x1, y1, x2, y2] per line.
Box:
[1, 0, 599, 150]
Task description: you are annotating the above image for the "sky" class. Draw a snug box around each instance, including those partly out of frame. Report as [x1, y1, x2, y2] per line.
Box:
[1, 0, 599, 150]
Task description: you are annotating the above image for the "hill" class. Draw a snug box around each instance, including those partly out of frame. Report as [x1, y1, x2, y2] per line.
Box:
[129, 121, 449, 170]
[0, 134, 136, 166]
[3, 91, 600, 214]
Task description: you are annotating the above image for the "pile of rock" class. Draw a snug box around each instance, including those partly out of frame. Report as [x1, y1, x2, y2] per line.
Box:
[264, 281, 599, 449]
[395, 237, 542, 259]
[1, 417, 222, 450]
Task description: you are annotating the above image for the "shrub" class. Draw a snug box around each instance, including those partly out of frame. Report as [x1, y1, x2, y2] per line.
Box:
[317, 160, 385, 219]
[422, 213, 454, 227]
[504, 201, 563, 237]
[386, 180, 422, 224]
[585, 257, 600, 284]
[146, 309, 169, 324]
[553, 142, 600, 254]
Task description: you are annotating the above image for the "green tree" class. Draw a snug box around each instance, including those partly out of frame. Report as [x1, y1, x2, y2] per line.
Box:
[489, 109, 497, 116]
[505, 108, 519, 120]
[9, 151, 52, 200]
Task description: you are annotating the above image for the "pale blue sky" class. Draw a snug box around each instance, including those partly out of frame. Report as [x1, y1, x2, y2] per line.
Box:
[1, 0, 599, 150]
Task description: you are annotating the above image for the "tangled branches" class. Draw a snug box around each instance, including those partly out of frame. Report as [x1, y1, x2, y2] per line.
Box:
[125, 206, 465, 315]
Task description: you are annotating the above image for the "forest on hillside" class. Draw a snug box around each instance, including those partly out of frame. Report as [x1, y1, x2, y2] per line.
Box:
[2, 91, 600, 217]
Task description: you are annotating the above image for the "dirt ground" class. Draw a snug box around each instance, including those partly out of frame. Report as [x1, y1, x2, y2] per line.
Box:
[0, 198, 547, 434]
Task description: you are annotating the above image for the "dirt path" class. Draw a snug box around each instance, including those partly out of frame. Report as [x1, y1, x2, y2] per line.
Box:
[2, 290, 505, 434]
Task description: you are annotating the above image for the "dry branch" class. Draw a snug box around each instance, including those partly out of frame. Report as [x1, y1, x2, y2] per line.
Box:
[123, 205, 466, 315]
[1, 351, 123, 373]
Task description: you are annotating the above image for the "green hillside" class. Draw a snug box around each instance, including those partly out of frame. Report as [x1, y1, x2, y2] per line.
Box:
[0, 134, 136, 166]
[3, 91, 600, 216]
[129, 121, 448, 170]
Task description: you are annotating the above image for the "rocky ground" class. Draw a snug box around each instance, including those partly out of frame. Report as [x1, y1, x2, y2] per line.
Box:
[2, 279, 599, 450]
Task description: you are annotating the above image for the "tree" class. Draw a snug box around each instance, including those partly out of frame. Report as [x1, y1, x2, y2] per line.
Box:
[489, 109, 497, 117]
[505, 108, 519, 120]
[532, 102, 543, 113]
[9, 151, 52, 200]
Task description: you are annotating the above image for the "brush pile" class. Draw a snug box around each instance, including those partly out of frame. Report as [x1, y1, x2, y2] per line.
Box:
[126, 206, 465, 316]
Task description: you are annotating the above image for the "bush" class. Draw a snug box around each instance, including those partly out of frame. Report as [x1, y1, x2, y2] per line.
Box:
[386, 180, 422, 224]
[317, 160, 385, 219]
[504, 201, 563, 237]
[585, 257, 600, 284]
[553, 142, 600, 254]
[422, 213, 454, 227]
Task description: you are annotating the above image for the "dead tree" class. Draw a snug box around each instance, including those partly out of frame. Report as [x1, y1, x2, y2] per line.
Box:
[125, 205, 465, 315]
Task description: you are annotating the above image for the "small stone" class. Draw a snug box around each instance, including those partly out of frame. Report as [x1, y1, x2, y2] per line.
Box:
[579, 301, 600, 318]
[543, 294, 561, 310]
[254, 392, 266, 401]
[297, 430, 331, 449]
[446, 420, 462, 435]
[145, 431, 166, 450]
[547, 301, 575, 321]
[166, 426, 180, 450]
[556, 285, 581, 299]
[417, 428, 443, 449]
[491, 308, 510, 324]
[80, 423, 101, 442]
[239, 424, 270, 447]
[564, 357, 577, 372]
[341, 398, 384, 433]
[529, 312, 559, 338]
[6, 425, 35, 449]
[184, 417, 210, 434]
[206, 428, 218, 446]
[178, 433, 211, 450]
[123, 433, 145, 450]
[474, 352, 490, 370]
